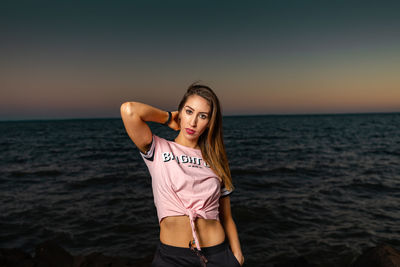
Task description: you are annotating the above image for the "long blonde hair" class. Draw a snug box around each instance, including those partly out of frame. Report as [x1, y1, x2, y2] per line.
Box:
[178, 83, 234, 191]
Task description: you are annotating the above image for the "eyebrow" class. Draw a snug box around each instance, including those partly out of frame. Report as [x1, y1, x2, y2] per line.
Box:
[184, 105, 209, 115]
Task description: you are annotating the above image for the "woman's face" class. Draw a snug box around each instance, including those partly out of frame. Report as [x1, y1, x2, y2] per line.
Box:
[179, 94, 211, 143]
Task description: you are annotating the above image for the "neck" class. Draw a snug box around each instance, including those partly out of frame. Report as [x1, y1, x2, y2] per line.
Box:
[174, 133, 199, 149]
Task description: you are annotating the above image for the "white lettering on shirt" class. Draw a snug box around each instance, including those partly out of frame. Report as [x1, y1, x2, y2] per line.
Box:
[162, 152, 172, 162]
[162, 152, 209, 168]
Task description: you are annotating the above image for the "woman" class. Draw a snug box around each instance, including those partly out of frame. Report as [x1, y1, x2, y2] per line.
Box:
[120, 83, 244, 266]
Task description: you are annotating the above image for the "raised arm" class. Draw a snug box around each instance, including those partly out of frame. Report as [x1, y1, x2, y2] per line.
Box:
[120, 102, 179, 153]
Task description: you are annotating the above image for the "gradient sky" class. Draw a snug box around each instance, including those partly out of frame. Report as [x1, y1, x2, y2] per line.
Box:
[1, 0, 400, 120]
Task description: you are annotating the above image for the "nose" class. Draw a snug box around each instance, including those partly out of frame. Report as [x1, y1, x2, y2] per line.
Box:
[189, 115, 197, 127]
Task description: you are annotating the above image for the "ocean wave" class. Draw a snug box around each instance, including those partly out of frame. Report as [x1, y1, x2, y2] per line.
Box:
[8, 169, 63, 178]
[2, 115, 400, 266]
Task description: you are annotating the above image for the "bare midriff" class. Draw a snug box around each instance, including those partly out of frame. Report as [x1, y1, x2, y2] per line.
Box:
[159, 215, 226, 248]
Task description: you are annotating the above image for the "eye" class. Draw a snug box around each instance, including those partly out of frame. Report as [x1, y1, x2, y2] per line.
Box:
[186, 109, 193, 115]
[199, 114, 208, 120]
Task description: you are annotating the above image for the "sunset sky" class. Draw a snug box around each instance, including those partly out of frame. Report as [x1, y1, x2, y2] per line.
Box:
[1, 1, 399, 120]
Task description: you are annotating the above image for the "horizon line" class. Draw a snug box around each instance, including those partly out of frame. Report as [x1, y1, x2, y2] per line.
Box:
[1, 111, 399, 122]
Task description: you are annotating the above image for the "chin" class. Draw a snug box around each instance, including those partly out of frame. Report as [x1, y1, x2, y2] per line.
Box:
[184, 133, 199, 141]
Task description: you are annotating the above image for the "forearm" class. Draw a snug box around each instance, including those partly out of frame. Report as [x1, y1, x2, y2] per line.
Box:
[121, 102, 168, 124]
[224, 218, 243, 256]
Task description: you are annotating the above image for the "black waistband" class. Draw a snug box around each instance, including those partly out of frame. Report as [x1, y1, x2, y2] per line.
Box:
[158, 239, 228, 256]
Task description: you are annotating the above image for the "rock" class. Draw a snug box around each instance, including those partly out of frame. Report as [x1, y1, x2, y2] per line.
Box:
[352, 244, 400, 267]
[34, 240, 73, 267]
[0, 248, 34, 267]
[274, 256, 318, 267]
[73, 252, 137, 267]
[130, 254, 153, 267]
[1, 241, 152, 267]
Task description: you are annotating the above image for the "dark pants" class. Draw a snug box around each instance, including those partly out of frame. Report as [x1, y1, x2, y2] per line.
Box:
[151, 239, 241, 267]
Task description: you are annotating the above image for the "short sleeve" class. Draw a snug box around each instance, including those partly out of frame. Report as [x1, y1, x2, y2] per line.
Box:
[140, 135, 156, 161]
[220, 185, 233, 198]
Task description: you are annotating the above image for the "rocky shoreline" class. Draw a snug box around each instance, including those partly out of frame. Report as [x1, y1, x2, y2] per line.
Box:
[1, 241, 400, 267]
[0, 240, 152, 267]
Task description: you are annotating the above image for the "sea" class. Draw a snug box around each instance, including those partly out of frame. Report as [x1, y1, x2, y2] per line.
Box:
[1, 113, 399, 266]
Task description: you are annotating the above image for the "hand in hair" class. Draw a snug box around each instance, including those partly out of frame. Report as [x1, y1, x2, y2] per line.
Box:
[167, 111, 180, 131]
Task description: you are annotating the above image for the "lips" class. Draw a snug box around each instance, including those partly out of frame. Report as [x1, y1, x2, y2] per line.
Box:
[185, 128, 196, 135]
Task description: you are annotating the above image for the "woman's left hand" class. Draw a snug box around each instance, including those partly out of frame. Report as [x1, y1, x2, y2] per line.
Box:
[234, 252, 244, 266]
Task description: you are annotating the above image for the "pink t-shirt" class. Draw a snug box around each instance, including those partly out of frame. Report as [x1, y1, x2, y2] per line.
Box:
[140, 135, 233, 250]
